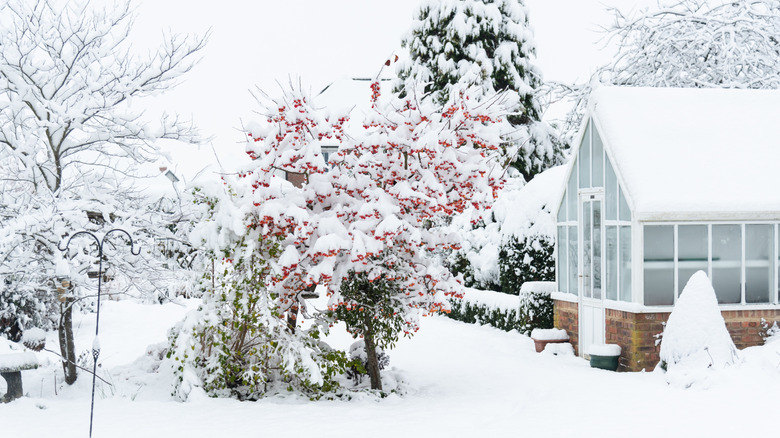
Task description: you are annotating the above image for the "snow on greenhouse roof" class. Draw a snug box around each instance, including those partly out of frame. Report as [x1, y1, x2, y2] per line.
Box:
[590, 86, 780, 220]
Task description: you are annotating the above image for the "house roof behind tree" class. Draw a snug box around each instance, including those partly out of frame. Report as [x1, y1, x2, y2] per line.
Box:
[588, 86, 780, 220]
[314, 76, 391, 144]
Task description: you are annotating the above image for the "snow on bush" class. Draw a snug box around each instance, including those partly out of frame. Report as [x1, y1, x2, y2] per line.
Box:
[659, 271, 739, 386]
[462, 288, 521, 310]
[171, 61, 520, 396]
[446, 288, 524, 332]
[450, 165, 566, 292]
[447, 283, 555, 335]
[764, 321, 780, 345]
[20, 327, 46, 351]
[345, 340, 390, 386]
[517, 281, 555, 334]
[397, 0, 565, 182]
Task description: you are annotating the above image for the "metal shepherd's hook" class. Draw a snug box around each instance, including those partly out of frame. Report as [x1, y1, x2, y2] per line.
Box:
[58, 229, 141, 438]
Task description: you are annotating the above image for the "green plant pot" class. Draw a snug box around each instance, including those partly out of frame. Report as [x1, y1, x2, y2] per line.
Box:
[590, 354, 619, 371]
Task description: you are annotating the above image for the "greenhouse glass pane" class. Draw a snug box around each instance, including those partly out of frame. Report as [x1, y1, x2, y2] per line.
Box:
[558, 226, 568, 293]
[678, 225, 708, 295]
[567, 164, 577, 222]
[644, 225, 674, 306]
[745, 224, 772, 303]
[620, 226, 632, 302]
[593, 201, 602, 299]
[712, 224, 742, 304]
[606, 226, 618, 300]
[557, 194, 566, 222]
[579, 124, 591, 188]
[605, 156, 617, 220]
[619, 188, 631, 221]
[592, 124, 604, 188]
[568, 225, 578, 295]
[583, 202, 592, 298]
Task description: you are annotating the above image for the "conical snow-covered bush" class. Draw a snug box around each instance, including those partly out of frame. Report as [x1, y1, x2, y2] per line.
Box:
[659, 271, 738, 386]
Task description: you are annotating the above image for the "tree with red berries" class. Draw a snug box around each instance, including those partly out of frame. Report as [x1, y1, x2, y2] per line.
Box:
[173, 68, 518, 397]
[320, 76, 518, 390]
[167, 83, 351, 400]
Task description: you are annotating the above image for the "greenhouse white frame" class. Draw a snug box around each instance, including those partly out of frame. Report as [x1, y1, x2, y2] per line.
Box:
[553, 86, 780, 357]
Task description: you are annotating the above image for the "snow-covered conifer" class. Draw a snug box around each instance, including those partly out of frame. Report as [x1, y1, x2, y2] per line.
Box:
[397, 0, 564, 181]
[659, 271, 739, 387]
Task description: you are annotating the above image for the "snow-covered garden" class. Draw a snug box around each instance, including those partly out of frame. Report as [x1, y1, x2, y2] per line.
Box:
[3, 293, 780, 437]
[3, 0, 780, 436]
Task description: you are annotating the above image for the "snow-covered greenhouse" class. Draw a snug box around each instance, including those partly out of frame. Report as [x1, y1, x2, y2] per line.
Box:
[553, 87, 780, 371]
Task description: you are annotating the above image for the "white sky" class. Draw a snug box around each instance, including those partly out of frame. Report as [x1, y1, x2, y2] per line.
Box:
[127, 0, 660, 177]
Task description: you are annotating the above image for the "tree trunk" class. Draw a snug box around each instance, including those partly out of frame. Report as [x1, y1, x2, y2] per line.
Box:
[286, 301, 299, 334]
[363, 312, 382, 391]
[58, 296, 77, 385]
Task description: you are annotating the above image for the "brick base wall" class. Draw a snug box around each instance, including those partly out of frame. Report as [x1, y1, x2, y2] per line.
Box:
[553, 300, 579, 356]
[605, 309, 668, 372]
[722, 310, 780, 349]
[554, 300, 780, 372]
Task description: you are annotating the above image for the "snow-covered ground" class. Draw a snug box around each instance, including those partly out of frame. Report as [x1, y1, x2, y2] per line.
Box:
[3, 300, 780, 437]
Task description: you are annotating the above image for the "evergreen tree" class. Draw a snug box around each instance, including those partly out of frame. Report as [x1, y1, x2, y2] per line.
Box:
[397, 0, 564, 181]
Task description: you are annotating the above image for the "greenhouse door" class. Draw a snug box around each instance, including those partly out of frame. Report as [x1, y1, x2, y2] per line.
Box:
[579, 194, 605, 357]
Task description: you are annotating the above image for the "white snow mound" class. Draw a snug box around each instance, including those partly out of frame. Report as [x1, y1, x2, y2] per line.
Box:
[659, 271, 738, 373]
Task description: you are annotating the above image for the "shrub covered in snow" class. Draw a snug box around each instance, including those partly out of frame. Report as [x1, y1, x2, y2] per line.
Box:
[659, 271, 739, 386]
[447, 240, 501, 291]
[166, 272, 349, 401]
[448, 299, 524, 332]
[445, 283, 554, 335]
[446, 288, 524, 332]
[449, 166, 565, 296]
[345, 340, 390, 386]
[516, 281, 555, 334]
[498, 235, 555, 295]
[20, 327, 46, 352]
[167, 181, 350, 401]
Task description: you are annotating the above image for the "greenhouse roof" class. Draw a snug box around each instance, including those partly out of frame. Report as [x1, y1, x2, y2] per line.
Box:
[589, 86, 780, 220]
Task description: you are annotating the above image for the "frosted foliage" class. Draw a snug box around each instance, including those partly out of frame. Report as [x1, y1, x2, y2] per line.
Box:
[398, 0, 564, 181]
[659, 271, 738, 386]
[400, 0, 539, 103]
[0, 0, 204, 194]
[450, 166, 565, 288]
[0, 0, 206, 329]
[179, 74, 516, 395]
[604, 0, 780, 89]
[560, 0, 780, 142]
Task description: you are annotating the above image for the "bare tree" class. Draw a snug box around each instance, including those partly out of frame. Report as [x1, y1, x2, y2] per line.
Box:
[558, 0, 780, 143]
[0, 0, 207, 384]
